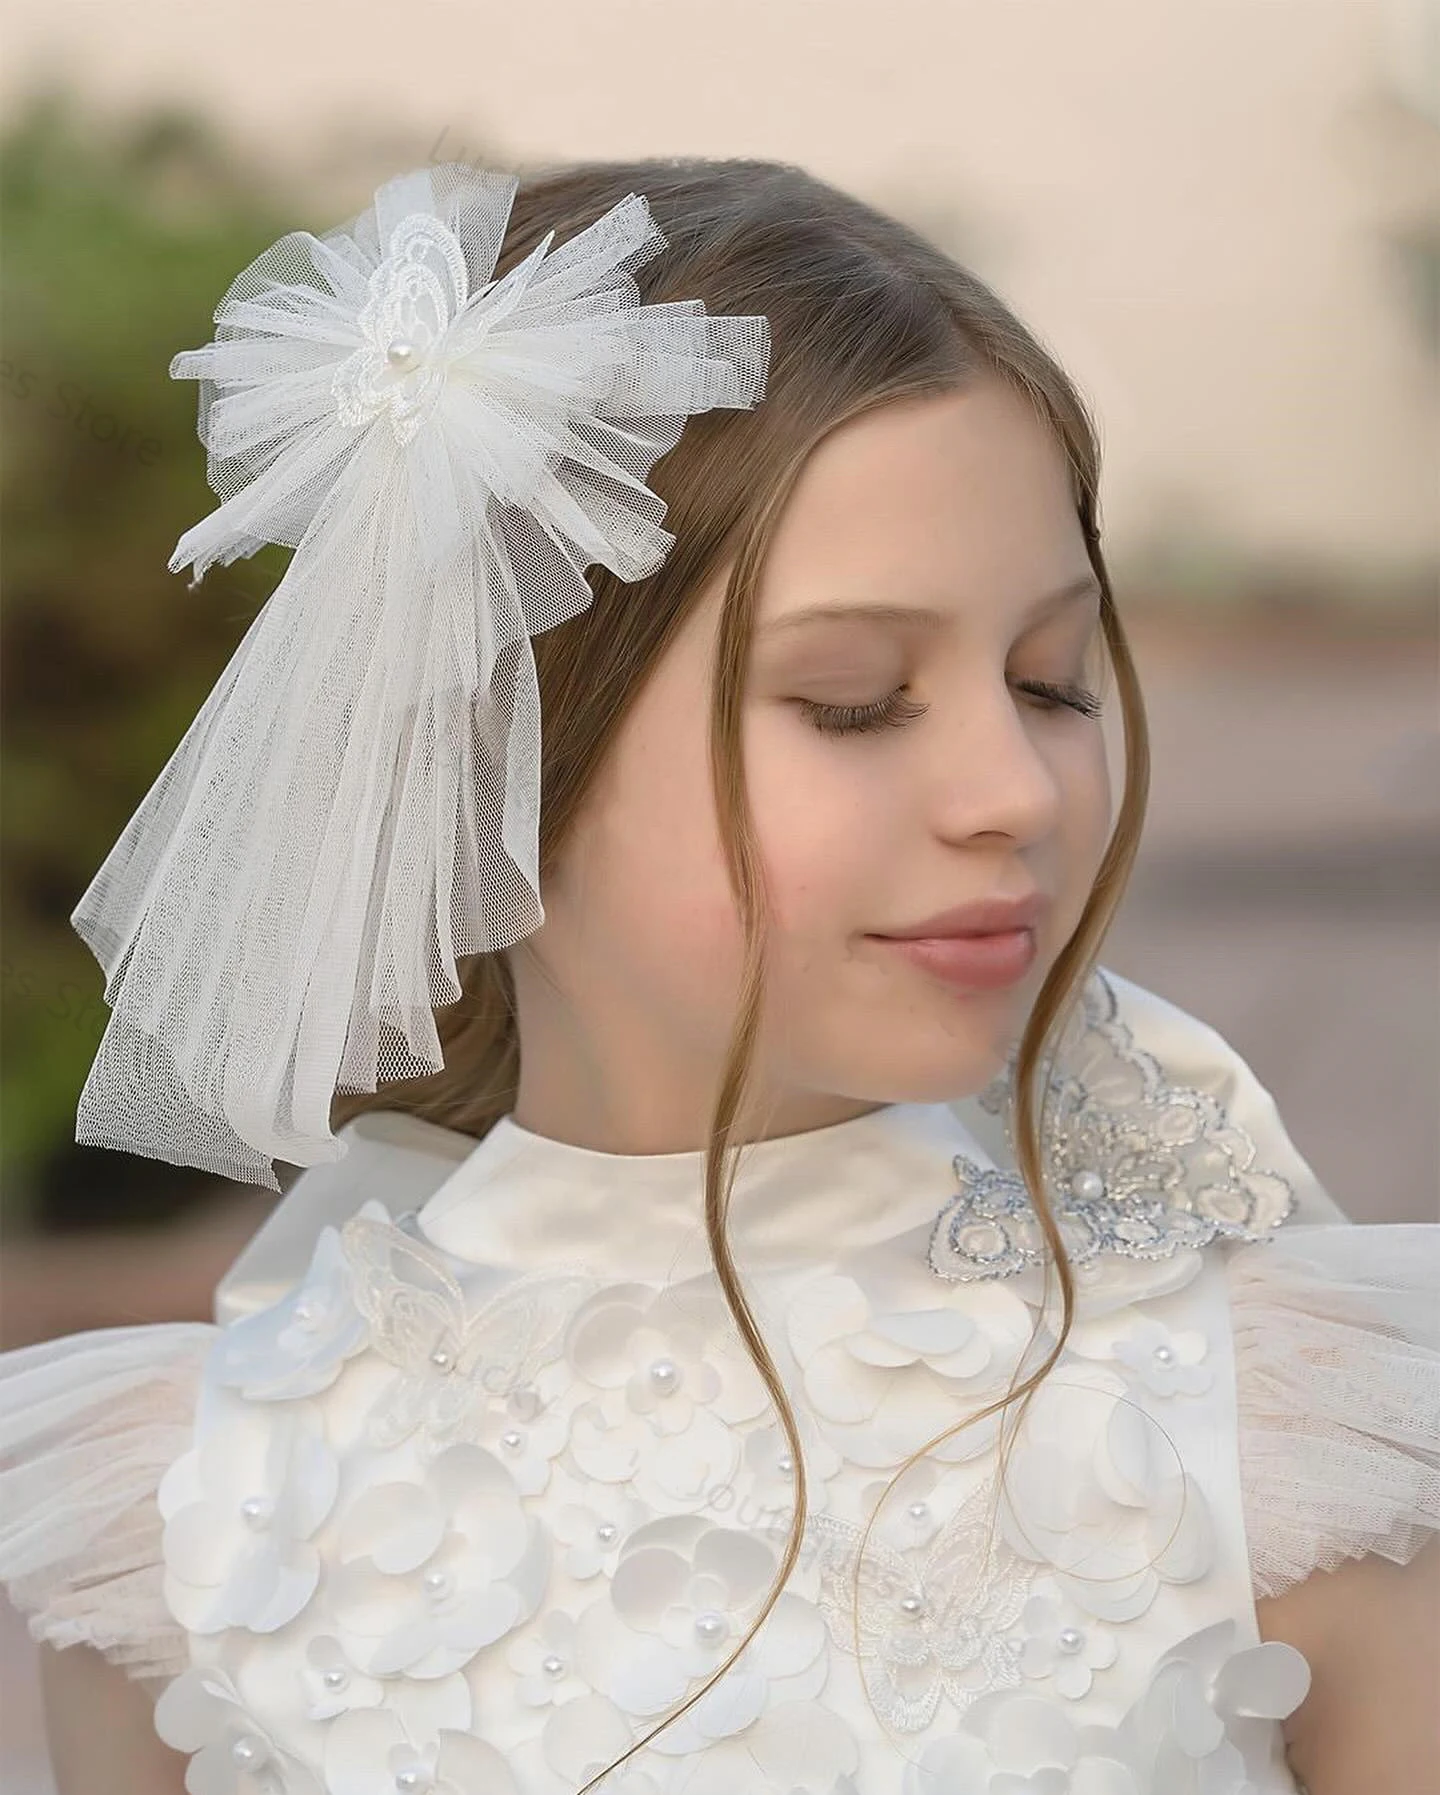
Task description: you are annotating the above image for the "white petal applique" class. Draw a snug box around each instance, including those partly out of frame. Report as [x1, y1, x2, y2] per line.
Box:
[676, 1698, 860, 1794]
[324, 1706, 520, 1795]
[562, 1277, 768, 1510]
[1115, 1617, 1312, 1791]
[328, 1442, 546, 1679]
[154, 1666, 324, 1795]
[160, 1390, 337, 1636]
[790, 1260, 1030, 1469]
[524, 1694, 664, 1795]
[1210, 1639, 1313, 1721]
[569, 1513, 834, 1759]
[895, 1612, 1310, 1793]
[212, 1201, 388, 1402]
[549, 1484, 649, 1581]
[507, 1609, 592, 1710]
[994, 1370, 1217, 1629]
[1017, 1580, 1121, 1702]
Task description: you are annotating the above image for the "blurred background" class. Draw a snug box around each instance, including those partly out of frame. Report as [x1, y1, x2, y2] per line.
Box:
[1, 0, 1437, 1785]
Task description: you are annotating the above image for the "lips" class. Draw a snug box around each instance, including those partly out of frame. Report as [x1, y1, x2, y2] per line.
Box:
[875, 890, 1048, 942]
[871, 927, 1039, 991]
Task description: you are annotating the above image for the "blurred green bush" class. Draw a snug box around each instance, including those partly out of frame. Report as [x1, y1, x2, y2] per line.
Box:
[1, 87, 310, 1226]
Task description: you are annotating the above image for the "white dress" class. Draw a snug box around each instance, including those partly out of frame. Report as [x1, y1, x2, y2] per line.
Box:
[2, 966, 1436, 1795]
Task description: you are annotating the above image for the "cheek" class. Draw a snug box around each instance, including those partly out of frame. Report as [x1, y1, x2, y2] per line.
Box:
[571, 701, 744, 981]
[1053, 736, 1114, 931]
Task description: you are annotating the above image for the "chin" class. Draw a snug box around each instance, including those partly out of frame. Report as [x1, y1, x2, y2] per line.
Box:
[827, 1040, 1013, 1108]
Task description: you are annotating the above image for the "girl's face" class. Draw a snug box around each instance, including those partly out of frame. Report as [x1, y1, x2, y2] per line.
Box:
[508, 380, 1114, 1150]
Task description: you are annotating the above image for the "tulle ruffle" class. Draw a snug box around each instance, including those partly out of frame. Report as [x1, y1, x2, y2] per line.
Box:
[1227, 1223, 1440, 1600]
[0, 1321, 215, 1688]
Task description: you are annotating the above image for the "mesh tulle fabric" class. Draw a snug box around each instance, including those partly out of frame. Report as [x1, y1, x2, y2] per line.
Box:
[1227, 1223, 1440, 1601]
[0, 1323, 214, 1688]
[68, 163, 771, 1190]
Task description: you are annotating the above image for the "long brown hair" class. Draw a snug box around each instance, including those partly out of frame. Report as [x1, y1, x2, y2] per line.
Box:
[332, 155, 1150, 1786]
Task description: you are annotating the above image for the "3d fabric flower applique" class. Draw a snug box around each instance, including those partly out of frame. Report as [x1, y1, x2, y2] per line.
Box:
[154, 1666, 322, 1795]
[328, 1440, 548, 1678]
[901, 1617, 1310, 1794]
[211, 1200, 388, 1401]
[993, 1370, 1214, 1626]
[1114, 1616, 1311, 1791]
[507, 1609, 591, 1709]
[740, 1411, 845, 1517]
[1111, 1317, 1212, 1401]
[929, 968, 1298, 1283]
[571, 1514, 832, 1755]
[1013, 1577, 1120, 1700]
[548, 1485, 650, 1580]
[785, 1263, 1032, 1468]
[340, 1210, 592, 1454]
[563, 1277, 772, 1507]
[159, 1389, 338, 1635]
[323, 1708, 520, 1795]
[215, 1618, 473, 1764]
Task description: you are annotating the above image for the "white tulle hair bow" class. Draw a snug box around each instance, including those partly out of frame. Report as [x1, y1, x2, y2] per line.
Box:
[69, 161, 771, 1189]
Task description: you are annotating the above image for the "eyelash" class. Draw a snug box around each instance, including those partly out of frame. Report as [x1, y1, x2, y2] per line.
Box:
[797, 680, 1104, 737]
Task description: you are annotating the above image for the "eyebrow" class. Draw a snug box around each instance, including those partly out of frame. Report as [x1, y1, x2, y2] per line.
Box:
[758, 574, 1103, 637]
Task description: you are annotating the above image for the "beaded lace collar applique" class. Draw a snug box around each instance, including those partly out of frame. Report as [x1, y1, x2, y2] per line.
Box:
[929, 968, 1298, 1284]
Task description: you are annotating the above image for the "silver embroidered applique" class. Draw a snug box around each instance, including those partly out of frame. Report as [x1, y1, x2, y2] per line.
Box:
[929, 967, 1297, 1283]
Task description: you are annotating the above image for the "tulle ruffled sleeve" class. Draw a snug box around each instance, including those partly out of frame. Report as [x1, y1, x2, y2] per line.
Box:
[0, 1321, 216, 1690]
[1226, 1223, 1440, 1601]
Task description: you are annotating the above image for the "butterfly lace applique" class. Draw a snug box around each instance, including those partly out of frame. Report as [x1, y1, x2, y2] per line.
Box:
[340, 1211, 594, 1453]
[800, 1476, 1039, 1733]
[930, 968, 1297, 1283]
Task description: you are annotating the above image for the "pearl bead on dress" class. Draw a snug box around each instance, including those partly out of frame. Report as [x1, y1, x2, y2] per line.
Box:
[238, 1495, 273, 1529]
[230, 1734, 267, 1767]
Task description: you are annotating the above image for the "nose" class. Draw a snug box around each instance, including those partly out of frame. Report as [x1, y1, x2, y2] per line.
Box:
[925, 683, 1067, 850]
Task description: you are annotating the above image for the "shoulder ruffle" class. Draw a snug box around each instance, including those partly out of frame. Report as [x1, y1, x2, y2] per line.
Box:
[0, 1321, 216, 1689]
[1226, 1222, 1440, 1600]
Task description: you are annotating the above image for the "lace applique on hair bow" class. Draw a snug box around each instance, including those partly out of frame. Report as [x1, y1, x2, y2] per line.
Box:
[929, 968, 1297, 1283]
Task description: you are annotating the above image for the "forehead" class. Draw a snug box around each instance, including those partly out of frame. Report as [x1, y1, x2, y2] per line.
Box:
[754, 382, 1092, 632]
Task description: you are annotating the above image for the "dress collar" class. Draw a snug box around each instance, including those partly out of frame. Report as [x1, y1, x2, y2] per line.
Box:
[415, 1100, 994, 1282]
[413, 967, 1306, 1287]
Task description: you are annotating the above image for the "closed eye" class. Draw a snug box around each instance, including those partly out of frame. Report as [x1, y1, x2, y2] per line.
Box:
[797, 679, 1104, 737]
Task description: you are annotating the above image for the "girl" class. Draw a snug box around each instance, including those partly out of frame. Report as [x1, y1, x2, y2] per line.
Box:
[0, 157, 1435, 1795]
